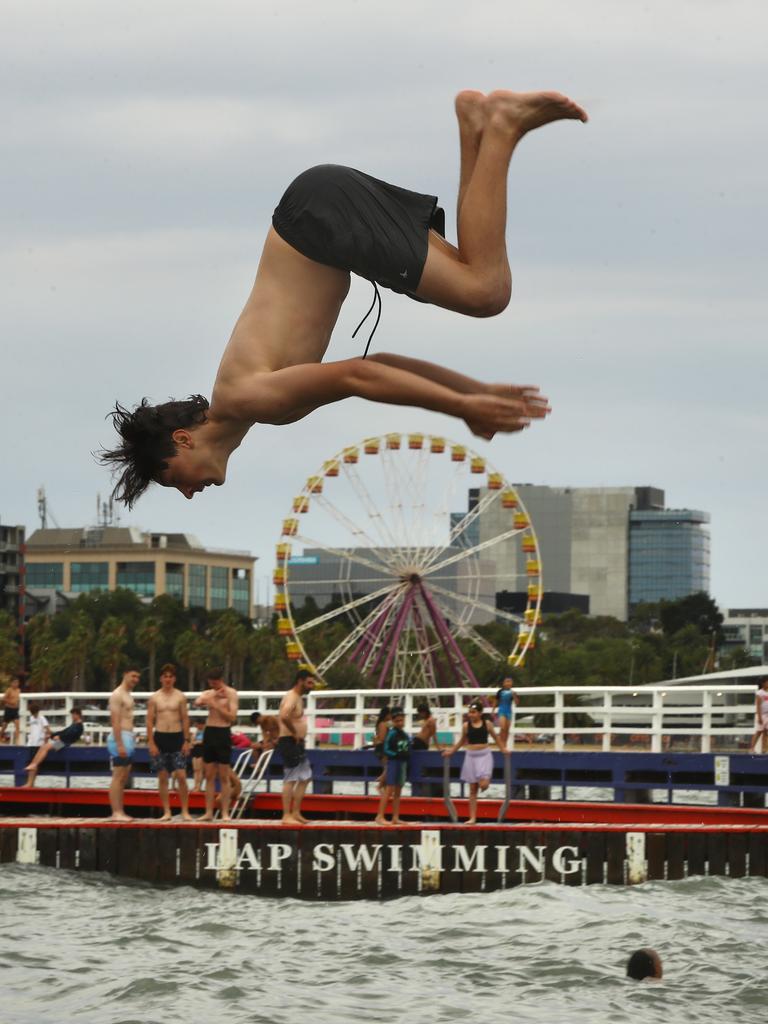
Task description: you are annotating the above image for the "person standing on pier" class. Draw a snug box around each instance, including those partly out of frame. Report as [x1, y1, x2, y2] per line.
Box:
[146, 663, 193, 821]
[107, 667, 141, 822]
[411, 702, 442, 751]
[1, 676, 22, 744]
[277, 669, 316, 824]
[442, 700, 505, 825]
[374, 706, 411, 825]
[492, 676, 520, 749]
[194, 668, 239, 822]
[748, 676, 768, 754]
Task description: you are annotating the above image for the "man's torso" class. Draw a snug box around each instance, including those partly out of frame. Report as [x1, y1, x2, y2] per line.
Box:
[151, 688, 186, 733]
[111, 686, 134, 731]
[278, 689, 307, 740]
[204, 686, 236, 728]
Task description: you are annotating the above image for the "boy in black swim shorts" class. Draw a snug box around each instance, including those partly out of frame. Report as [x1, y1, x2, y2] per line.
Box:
[194, 669, 239, 822]
[101, 90, 587, 508]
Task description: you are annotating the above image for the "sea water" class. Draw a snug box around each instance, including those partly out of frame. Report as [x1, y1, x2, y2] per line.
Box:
[0, 865, 764, 1024]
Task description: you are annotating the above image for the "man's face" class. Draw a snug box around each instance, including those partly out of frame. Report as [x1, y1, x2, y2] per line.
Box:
[123, 671, 141, 689]
[158, 434, 225, 500]
[160, 671, 176, 689]
[210, 677, 225, 691]
[300, 676, 316, 694]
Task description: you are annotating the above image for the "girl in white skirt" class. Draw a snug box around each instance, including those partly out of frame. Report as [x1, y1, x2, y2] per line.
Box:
[749, 677, 768, 754]
[443, 700, 506, 824]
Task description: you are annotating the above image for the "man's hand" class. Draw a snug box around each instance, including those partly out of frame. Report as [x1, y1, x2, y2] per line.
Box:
[462, 387, 550, 440]
[148, 741, 159, 758]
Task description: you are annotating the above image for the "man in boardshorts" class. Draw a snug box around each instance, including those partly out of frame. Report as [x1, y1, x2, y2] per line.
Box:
[100, 90, 588, 507]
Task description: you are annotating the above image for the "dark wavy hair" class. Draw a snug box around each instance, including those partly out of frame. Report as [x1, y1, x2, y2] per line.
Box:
[98, 395, 209, 508]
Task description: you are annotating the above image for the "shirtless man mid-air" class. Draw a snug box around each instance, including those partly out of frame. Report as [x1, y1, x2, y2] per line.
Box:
[194, 668, 239, 822]
[100, 90, 587, 507]
[146, 663, 192, 822]
[277, 670, 316, 825]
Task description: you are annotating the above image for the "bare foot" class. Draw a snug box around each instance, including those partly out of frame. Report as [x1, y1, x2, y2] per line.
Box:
[390, 817, 404, 825]
[197, 814, 214, 822]
[109, 813, 134, 823]
[465, 818, 477, 826]
[159, 813, 172, 822]
[281, 814, 302, 825]
[180, 812, 193, 822]
[487, 90, 587, 139]
[455, 89, 486, 137]
[374, 816, 388, 826]
[294, 814, 309, 824]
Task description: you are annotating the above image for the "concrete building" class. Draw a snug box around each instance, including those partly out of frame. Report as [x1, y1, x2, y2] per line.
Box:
[722, 609, 768, 663]
[475, 484, 710, 621]
[0, 522, 25, 621]
[285, 547, 496, 624]
[24, 527, 254, 616]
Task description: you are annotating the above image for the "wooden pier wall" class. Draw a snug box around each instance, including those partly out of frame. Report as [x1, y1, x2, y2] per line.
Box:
[2, 820, 768, 899]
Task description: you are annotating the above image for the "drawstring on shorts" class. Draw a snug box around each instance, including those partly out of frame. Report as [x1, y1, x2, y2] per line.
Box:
[352, 281, 382, 358]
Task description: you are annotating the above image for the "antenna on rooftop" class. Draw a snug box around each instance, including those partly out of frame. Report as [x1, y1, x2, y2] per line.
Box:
[37, 486, 60, 529]
[96, 493, 119, 529]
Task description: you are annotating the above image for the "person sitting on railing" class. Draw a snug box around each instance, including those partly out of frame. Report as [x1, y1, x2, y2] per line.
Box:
[374, 706, 411, 826]
[749, 677, 768, 755]
[492, 676, 520, 749]
[21, 707, 84, 787]
[249, 711, 279, 756]
[442, 700, 506, 825]
[412, 702, 442, 751]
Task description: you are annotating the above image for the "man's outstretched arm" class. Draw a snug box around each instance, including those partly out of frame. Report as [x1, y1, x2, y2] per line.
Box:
[368, 352, 546, 405]
[222, 358, 548, 438]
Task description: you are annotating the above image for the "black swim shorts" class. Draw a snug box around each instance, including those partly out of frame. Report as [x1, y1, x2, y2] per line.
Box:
[151, 731, 187, 774]
[202, 726, 232, 765]
[272, 165, 445, 296]
[276, 735, 305, 770]
[3, 707, 19, 723]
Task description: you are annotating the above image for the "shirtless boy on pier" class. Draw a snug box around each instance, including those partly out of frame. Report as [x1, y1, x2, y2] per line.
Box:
[194, 669, 239, 822]
[100, 90, 587, 507]
[107, 668, 140, 822]
[277, 670, 316, 825]
[146, 663, 192, 822]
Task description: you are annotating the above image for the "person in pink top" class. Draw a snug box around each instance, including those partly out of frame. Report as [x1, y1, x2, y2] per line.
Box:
[748, 677, 768, 754]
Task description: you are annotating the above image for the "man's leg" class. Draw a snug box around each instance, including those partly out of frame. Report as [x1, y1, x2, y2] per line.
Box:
[391, 784, 403, 825]
[109, 766, 133, 821]
[158, 769, 172, 821]
[200, 762, 217, 820]
[291, 779, 309, 823]
[416, 90, 587, 316]
[455, 90, 486, 219]
[374, 785, 391, 825]
[174, 769, 192, 821]
[218, 764, 232, 821]
[25, 741, 52, 773]
[281, 780, 296, 823]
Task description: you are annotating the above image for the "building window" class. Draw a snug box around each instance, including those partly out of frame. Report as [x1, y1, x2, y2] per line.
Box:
[165, 563, 184, 600]
[189, 564, 207, 608]
[210, 566, 229, 610]
[26, 562, 64, 588]
[232, 568, 251, 616]
[116, 561, 155, 597]
[70, 562, 109, 593]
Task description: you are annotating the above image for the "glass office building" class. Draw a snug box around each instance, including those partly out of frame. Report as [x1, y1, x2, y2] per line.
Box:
[629, 509, 710, 605]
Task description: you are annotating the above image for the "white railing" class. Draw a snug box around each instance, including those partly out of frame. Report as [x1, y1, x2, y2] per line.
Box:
[11, 684, 761, 754]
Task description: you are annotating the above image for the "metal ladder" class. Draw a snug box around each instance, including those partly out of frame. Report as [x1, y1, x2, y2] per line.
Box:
[219, 747, 274, 820]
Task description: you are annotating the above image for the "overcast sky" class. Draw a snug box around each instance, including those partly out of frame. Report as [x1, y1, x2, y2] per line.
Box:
[1, 0, 765, 610]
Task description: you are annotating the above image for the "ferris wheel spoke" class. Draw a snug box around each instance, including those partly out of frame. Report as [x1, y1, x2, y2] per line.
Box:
[312, 494, 401, 570]
[294, 582, 401, 634]
[292, 533, 397, 578]
[419, 487, 503, 570]
[315, 588, 405, 674]
[358, 593, 405, 675]
[379, 449, 413, 565]
[420, 526, 525, 577]
[341, 463, 407, 564]
[427, 581, 526, 626]
[455, 623, 507, 661]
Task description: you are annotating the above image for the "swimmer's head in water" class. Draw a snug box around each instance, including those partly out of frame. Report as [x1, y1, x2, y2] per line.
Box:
[99, 395, 211, 507]
[626, 949, 662, 981]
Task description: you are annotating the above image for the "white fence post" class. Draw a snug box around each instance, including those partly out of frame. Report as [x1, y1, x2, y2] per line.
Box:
[602, 693, 611, 752]
[553, 690, 564, 752]
[701, 690, 712, 754]
[305, 690, 316, 749]
[651, 690, 663, 753]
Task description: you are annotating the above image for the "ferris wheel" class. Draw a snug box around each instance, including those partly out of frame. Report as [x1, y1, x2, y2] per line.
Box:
[273, 433, 542, 688]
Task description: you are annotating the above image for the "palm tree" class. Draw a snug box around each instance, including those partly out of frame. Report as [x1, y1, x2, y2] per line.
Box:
[0, 612, 21, 677]
[174, 629, 208, 690]
[210, 611, 249, 683]
[94, 616, 127, 688]
[136, 617, 162, 688]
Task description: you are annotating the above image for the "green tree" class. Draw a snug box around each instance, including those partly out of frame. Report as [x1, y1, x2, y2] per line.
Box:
[0, 612, 21, 676]
[59, 612, 96, 690]
[136, 617, 162, 687]
[95, 616, 128, 687]
[209, 610, 250, 682]
[174, 629, 208, 689]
